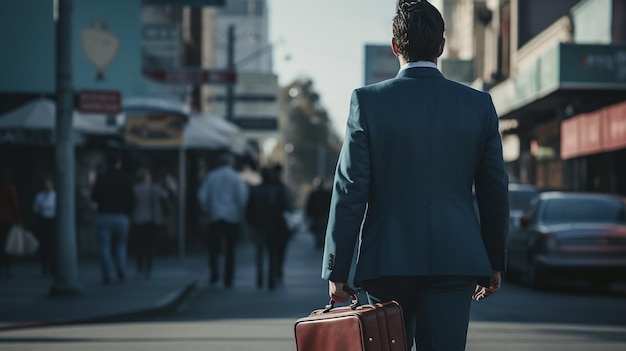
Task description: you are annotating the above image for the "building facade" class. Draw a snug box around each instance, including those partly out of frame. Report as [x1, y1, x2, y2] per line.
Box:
[441, 0, 626, 194]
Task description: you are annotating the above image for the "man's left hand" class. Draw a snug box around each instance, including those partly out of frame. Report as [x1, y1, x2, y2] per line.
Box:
[329, 281, 350, 302]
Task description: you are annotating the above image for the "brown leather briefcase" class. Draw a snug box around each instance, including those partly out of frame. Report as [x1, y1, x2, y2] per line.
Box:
[294, 294, 407, 351]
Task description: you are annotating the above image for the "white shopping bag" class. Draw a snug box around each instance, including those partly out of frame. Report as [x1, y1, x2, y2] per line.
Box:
[4, 225, 39, 256]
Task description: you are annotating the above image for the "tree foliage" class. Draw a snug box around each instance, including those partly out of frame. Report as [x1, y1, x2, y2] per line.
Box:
[270, 78, 342, 194]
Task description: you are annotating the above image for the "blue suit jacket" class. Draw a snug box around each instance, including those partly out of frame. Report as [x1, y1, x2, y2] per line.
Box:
[321, 67, 509, 287]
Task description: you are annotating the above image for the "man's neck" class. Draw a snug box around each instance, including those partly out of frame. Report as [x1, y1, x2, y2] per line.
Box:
[399, 57, 437, 66]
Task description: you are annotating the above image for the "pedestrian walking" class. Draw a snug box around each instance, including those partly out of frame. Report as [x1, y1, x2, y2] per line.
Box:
[268, 163, 294, 282]
[197, 153, 248, 288]
[246, 167, 291, 290]
[92, 153, 136, 285]
[0, 166, 21, 279]
[32, 175, 56, 277]
[131, 168, 168, 278]
[322, 1, 509, 350]
[305, 177, 332, 249]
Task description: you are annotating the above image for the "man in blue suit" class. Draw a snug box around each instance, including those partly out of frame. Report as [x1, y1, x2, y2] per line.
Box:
[322, 1, 509, 350]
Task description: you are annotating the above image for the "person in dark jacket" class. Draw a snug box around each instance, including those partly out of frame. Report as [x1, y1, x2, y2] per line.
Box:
[305, 177, 332, 249]
[323, 2, 509, 350]
[92, 154, 136, 285]
[269, 164, 293, 282]
[246, 168, 285, 290]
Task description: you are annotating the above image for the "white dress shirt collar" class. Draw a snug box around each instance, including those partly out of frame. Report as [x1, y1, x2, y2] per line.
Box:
[399, 61, 439, 73]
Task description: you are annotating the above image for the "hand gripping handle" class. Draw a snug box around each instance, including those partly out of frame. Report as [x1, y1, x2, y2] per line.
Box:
[323, 285, 360, 312]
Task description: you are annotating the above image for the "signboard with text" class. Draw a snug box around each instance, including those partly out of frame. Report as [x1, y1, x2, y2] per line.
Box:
[76, 90, 122, 114]
[491, 43, 626, 117]
[124, 113, 186, 148]
[142, 24, 181, 69]
[560, 43, 626, 86]
[561, 101, 626, 159]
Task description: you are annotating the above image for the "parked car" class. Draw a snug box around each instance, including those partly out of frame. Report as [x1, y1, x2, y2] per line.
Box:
[508, 183, 540, 228]
[506, 191, 626, 289]
[472, 183, 539, 227]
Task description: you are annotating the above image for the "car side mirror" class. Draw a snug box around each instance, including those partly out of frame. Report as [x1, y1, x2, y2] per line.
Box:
[519, 214, 530, 229]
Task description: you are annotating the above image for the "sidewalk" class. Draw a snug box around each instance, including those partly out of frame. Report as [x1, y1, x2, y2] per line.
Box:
[0, 252, 207, 330]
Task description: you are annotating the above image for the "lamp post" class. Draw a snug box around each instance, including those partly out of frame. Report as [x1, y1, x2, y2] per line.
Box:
[225, 24, 235, 121]
[50, 0, 80, 296]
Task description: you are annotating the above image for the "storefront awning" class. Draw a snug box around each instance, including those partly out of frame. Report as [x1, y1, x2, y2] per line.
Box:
[0, 98, 122, 134]
[561, 101, 626, 160]
[490, 43, 626, 121]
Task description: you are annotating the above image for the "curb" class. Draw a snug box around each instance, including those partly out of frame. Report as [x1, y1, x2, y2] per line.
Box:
[0, 279, 199, 331]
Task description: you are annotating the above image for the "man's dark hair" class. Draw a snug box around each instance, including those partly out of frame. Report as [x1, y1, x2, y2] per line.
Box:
[393, 0, 445, 62]
[218, 153, 235, 166]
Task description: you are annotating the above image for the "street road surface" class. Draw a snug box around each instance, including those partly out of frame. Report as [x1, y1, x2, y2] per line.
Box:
[1, 230, 625, 351]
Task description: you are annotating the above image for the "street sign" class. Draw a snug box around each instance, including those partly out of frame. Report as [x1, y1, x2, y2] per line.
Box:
[208, 72, 279, 132]
[76, 90, 121, 114]
[143, 68, 237, 85]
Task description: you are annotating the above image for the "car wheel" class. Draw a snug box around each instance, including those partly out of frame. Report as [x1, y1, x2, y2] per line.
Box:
[527, 257, 547, 290]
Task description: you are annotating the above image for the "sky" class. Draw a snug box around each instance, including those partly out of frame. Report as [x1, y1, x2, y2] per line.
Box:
[267, 0, 399, 137]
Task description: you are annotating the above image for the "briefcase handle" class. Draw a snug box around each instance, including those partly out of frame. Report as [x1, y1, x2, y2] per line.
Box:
[323, 286, 361, 312]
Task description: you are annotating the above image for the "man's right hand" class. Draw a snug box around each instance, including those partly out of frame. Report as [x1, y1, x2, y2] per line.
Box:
[329, 281, 351, 303]
[484, 271, 501, 297]
[473, 271, 501, 300]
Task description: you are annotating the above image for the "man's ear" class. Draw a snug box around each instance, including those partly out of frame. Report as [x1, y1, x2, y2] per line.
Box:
[391, 38, 400, 57]
[437, 38, 446, 57]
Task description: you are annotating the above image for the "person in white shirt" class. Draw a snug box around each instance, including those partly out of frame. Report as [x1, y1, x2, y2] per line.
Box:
[197, 153, 249, 287]
[33, 176, 56, 276]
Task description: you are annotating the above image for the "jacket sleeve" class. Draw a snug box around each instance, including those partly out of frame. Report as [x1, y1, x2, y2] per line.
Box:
[474, 93, 510, 272]
[322, 89, 370, 282]
[238, 178, 249, 216]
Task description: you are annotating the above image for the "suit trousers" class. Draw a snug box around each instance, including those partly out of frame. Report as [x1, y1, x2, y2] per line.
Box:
[361, 276, 477, 351]
[207, 220, 239, 287]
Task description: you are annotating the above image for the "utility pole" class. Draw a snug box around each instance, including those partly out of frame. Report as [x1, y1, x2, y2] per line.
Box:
[50, 0, 80, 296]
[225, 24, 235, 121]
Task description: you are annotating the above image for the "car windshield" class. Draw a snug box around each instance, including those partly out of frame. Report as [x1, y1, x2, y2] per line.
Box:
[542, 197, 626, 224]
[509, 190, 539, 210]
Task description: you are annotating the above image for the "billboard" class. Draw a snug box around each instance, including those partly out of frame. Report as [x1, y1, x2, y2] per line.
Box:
[73, 0, 142, 95]
[209, 72, 279, 132]
[124, 113, 186, 147]
[0, 0, 143, 96]
[364, 45, 399, 86]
